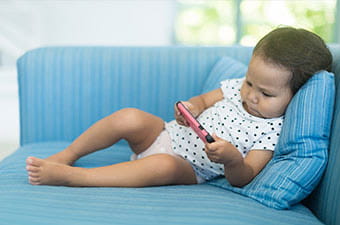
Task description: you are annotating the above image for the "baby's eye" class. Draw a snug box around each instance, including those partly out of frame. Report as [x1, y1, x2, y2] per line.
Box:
[246, 81, 252, 87]
[262, 92, 274, 97]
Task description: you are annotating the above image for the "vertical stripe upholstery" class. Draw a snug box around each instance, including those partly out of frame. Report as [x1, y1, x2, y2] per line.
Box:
[17, 46, 252, 146]
[306, 45, 340, 225]
[15, 46, 340, 224]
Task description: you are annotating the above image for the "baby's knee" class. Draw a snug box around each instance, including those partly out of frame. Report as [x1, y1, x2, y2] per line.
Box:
[117, 108, 141, 115]
[110, 108, 144, 125]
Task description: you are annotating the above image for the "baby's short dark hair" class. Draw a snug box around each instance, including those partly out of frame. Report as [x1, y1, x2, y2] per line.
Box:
[253, 27, 333, 94]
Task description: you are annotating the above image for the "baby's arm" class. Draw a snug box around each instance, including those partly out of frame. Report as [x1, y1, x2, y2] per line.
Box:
[205, 134, 273, 187]
[175, 88, 224, 125]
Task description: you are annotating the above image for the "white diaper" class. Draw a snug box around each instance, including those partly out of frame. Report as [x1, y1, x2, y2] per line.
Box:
[130, 130, 205, 184]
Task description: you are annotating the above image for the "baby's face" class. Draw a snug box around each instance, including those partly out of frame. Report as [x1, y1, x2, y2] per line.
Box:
[240, 55, 293, 119]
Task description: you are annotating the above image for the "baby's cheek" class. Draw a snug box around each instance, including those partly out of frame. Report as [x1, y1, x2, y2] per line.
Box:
[262, 101, 284, 118]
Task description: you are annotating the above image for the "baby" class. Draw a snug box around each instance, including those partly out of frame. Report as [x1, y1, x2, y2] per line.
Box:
[26, 27, 332, 187]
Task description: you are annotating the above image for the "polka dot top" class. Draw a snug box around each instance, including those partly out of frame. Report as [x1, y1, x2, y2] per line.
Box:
[165, 78, 284, 181]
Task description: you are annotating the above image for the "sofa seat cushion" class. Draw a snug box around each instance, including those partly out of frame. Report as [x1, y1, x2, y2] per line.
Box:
[0, 143, 323, 225]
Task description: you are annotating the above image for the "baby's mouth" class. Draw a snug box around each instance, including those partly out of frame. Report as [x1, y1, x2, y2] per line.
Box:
[242, 102, 263, 118]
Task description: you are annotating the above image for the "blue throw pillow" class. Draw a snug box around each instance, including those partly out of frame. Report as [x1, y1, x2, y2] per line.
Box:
[202, 56, 247, 93]
[205, 57, 335, 209]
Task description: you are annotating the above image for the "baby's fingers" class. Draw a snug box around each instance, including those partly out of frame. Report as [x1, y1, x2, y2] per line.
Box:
[204, 144, 216, 155]
[174, 103, 188, 126]
[176, 115, 189, 126]
[205, 150, 218, 163]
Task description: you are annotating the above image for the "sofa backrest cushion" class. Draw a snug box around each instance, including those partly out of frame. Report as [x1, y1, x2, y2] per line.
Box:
[17, 47, 253, 146]
[202, 56, 247, 93]
[206, 57, 335, 210]
[305, 45, 340, 225]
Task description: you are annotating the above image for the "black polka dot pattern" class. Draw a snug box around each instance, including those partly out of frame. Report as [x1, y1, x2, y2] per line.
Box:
[165, 78, 284, 181]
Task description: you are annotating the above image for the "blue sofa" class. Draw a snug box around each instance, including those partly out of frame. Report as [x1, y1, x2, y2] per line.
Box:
[0, 46, 339, 225]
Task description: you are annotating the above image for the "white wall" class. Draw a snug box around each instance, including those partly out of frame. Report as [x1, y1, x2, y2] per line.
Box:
[0, 0, 176, 66]
[38, 1, 175, 46]
[0, 0, 175, 160]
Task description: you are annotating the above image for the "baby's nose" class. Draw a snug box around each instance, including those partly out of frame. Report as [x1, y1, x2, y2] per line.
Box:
[247, 91, 259, 104]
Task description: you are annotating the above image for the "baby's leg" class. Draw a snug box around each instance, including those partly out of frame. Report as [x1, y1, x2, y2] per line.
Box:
[26, 154, 197, 187]
[45, 108, 164, 165]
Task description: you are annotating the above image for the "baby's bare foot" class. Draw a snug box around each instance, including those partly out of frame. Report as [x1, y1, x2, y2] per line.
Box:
[26, 156, 84, 186]
[45, 149, 79, 166]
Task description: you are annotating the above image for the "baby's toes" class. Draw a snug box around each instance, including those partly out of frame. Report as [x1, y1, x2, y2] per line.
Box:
[28, 176, 41, 185]
[28, 171, 39, 178]
[26, 165, 40, 172]
[26, 156, 44, 167]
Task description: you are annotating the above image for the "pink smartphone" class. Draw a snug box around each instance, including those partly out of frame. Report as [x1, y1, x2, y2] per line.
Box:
[176, 101, 215, 143]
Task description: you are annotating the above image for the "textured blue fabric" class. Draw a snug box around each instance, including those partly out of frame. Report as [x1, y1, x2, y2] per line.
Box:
[16, 46, 253, 146]
[305, 45, 340, 225]
[2, 46, 339, 224]
[208, 70, 335, 209]
[202, 56, 247, 93]
[0, 143, 323, 225]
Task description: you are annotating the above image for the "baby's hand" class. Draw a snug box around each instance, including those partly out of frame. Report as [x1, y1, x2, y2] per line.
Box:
[205, 134, 242, 165]
[174, 101, 197, 126]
